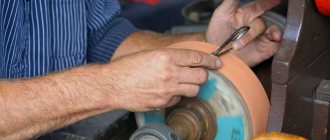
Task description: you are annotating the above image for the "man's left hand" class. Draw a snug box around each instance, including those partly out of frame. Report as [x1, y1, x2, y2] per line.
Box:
[206, 0, 282, 67]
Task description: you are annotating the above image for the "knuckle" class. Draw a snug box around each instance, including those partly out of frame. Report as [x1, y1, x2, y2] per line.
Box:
[160, 70, 174, 81]
[206, 55, 213, 66]
[194, 86, 200, 95]
[198, 69, 208, 83]
[190, 51, 203, 64]
[160, 67, 178, 82]
[188, 86, 200, 97]
[157, 50, 172, 64]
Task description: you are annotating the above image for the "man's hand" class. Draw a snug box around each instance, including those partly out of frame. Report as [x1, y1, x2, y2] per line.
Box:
[206, 0, 282, 67]
[232, 25, 282, 66]
[105, 49, 221, 112]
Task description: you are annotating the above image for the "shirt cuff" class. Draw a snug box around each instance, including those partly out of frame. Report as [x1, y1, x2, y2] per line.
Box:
[87, 17, 137, 63]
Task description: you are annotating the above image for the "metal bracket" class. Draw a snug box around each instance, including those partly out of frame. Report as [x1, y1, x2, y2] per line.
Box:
[315, 80, 330, 101]
[312, 80, 330, 140]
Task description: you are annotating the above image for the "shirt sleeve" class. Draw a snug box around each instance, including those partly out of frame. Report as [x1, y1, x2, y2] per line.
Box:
[86, 0, 137, 63]
[87, 17, 137, 63]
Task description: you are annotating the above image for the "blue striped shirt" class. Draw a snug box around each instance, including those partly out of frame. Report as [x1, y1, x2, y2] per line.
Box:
[0, 0, 137, 79]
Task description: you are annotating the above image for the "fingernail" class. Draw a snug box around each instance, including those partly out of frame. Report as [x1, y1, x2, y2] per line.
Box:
[216, 58, 222, 68]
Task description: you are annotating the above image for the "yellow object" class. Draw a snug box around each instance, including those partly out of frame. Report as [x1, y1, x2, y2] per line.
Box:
[253, 132, 306, 140]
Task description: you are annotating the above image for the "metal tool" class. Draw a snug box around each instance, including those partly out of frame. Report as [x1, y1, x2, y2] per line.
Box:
[212, 26, 250, 56]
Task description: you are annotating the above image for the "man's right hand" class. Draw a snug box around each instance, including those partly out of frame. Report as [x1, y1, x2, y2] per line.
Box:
[102, 49, 221, 112]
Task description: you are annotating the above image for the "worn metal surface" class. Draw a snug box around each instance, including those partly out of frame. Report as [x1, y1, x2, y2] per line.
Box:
[311, 100, 329, 140]
[311, 80, 330, 140]
[166, 97, 217, 140]
[315, 80, 330, 102]
[269, 0, 330, 138]
[129, 123, 178, 140]
[272, 0, 330, 84]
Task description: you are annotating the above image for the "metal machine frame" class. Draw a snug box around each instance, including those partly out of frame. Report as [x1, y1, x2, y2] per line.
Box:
[267, 0, 330, 139]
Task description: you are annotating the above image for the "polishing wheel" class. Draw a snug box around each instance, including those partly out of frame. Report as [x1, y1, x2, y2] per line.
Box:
[134, 42, 268, 140]
[132, 12, 286, 140]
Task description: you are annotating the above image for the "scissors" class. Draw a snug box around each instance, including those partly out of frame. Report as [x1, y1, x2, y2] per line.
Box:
[212, 26, 250, 56]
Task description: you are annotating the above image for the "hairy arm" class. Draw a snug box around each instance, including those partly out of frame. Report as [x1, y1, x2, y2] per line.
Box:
[111, 31, 205, 60]
[0, 64, 115, 140]
[0, 48, 220, 140]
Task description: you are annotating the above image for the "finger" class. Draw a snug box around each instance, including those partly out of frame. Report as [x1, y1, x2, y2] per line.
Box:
[240, 0, 281, 23]
[173, 49, 222, 69]
[255, 35, 280, 61]
[232, 18, 266, 50]
[165, 96, 181, 108]
[177, 84, 200, 97]
[264, 25, 282, 41]
[215, 0, 240, 15]
[232, 35, 280, 67]
[178, 68, 208, 84]
[253, 34, 281, 58]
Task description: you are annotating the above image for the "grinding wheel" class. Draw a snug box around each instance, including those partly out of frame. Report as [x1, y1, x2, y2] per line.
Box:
[135, 11, 286, 140]
[136, 41, 270, 140]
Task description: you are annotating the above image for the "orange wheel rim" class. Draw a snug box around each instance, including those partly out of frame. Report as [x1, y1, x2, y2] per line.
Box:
[168, 41, 270, 136]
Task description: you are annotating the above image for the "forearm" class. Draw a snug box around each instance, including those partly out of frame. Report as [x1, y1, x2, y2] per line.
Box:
[112, 31, 205, 60]
[0, 64, 115, 139]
